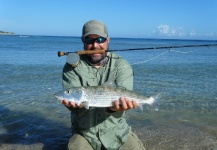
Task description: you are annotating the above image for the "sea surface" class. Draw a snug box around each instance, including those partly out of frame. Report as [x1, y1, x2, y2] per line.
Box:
[0, 35, 217, 150]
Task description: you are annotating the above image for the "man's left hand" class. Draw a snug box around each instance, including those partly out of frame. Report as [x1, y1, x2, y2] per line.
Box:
[109, 97, 137, 112]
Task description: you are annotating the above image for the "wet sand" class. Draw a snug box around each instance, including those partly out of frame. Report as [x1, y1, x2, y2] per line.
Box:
[1, 122, 217, 150]
[135, 123, 217, 150]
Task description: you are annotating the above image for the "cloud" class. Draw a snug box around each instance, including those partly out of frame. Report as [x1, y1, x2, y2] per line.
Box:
[205, 32, 217, 37]
[158, 25, 171, 35]
[189, 30, 196, 37]
[152, 24, 217, 39]
[153, 24, 186, 37]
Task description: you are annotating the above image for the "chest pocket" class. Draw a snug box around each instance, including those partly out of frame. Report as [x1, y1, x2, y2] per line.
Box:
[75, 61, 118, 86]
[76, 69, 98, 86]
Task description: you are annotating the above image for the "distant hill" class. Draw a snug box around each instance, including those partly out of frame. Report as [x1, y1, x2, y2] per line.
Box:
[0, 31, 15, 35]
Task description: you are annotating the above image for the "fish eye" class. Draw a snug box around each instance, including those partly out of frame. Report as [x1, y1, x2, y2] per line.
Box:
[65, 90, 71, 94]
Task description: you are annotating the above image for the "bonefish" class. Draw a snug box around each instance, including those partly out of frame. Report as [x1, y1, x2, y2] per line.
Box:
[54, 85, 161, 109]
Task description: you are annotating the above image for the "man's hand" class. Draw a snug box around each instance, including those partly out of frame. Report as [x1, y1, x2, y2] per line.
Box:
[61, 100, 83, 110]
[109, 97, 137, 112]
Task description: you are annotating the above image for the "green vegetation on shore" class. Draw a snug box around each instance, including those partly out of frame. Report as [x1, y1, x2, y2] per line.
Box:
[0, 31, 15, 35]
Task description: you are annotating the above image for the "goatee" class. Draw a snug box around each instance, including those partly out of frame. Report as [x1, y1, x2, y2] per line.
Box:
[85, 53, 106, 64]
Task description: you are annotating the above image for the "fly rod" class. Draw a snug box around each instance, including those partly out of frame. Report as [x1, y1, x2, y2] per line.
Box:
[58, 43, 217, 57]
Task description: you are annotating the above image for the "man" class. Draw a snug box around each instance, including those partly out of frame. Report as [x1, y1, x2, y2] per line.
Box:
[61, 20, 145, 150]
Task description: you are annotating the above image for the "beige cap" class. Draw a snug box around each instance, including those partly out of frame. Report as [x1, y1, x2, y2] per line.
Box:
[82, 20, 108, 38]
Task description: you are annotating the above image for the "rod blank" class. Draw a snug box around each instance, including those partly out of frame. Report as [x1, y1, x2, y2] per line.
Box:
[58, 43, 217, 57]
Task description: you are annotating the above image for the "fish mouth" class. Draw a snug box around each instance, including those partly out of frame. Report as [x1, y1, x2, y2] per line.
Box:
[54, 92, 64, 100]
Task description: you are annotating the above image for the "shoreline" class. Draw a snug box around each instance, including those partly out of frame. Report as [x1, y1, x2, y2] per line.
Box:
[0, 31, 15, 35]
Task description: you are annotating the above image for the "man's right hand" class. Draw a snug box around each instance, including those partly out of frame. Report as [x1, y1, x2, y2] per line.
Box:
[61, 100, 83, 110]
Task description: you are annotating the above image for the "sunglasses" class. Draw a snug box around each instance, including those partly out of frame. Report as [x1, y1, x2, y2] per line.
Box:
[83, 37, 107, 44]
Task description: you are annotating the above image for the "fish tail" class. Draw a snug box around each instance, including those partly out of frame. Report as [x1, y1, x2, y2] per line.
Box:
[150, 92, 161, 111]
[138, 103, 144, 111]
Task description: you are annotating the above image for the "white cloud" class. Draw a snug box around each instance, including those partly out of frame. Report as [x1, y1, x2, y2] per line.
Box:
[154, 24, 186, 37]
[189, 30, 196, 37]
[152, 24, 217, 39]
[205, 32, 216, 37]
[158, 25, 170, 35]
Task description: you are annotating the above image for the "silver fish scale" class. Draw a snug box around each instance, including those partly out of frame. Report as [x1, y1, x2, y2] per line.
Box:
[82, 86, 146, 107]
[54, 86, 159, 109]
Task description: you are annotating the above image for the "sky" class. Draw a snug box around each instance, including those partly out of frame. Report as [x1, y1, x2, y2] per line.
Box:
[0, 0, 217, 40]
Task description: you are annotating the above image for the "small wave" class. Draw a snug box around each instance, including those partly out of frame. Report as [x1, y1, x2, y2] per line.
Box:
[19, 35, 30, 38]
[0, 91, 14, 94]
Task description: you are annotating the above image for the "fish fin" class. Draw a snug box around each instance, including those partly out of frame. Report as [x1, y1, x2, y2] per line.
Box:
[149, 92, 162, 111]
[82, 101, 90, 109]
[138, 104, 143, 111]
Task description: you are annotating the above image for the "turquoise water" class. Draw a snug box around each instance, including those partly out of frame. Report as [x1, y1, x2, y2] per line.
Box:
[0, 35, 217, 149]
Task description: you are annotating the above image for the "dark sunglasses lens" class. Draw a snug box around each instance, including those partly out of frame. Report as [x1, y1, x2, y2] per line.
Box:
[84, 37, 107, 44]
[96, 37, 107, 43]
[84, 38, 94, 44]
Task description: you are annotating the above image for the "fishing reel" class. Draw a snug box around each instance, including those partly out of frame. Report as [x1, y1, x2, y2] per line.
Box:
[58, 51, 80, 67]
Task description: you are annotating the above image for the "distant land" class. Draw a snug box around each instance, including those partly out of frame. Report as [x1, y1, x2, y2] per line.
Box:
[0, 31, 15, 35]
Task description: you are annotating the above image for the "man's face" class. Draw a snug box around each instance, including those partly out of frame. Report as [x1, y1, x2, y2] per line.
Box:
[83, 34, 110, 64]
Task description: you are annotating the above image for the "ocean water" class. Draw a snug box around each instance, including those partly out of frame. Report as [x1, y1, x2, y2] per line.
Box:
[0, 35, 217, 149]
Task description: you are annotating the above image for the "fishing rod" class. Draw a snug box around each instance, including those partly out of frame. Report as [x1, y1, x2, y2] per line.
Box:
[57, 43, 217, 57]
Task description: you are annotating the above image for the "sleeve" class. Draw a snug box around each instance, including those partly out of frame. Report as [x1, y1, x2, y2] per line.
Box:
[115, 58, 134, 91]
[62, 63, 81, 89]
[62, 63, 83, 117]
[104, 57, 134, 115]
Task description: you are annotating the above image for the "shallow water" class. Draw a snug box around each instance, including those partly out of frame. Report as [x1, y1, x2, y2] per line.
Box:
[0, 35, 217, 149]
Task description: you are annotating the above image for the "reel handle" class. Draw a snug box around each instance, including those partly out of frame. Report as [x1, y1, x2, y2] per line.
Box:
[58, 50, 106, 57]
[58, 51, 67, 57]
